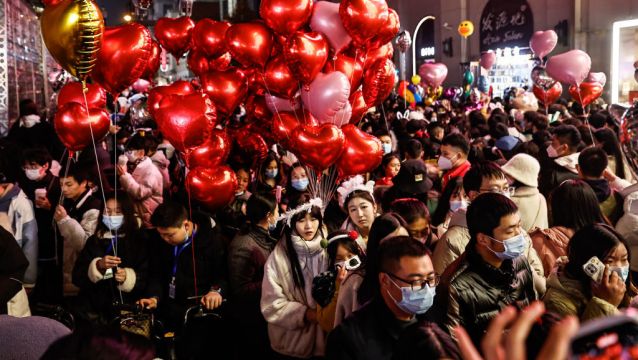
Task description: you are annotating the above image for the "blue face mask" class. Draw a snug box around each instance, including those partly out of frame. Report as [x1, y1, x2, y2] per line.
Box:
[386, 277, 436, 315]
[614, 266, 630, 282]
[382, 143, 392, 155]
[487, 232, 527, 260]
[265, 169, 278, 179]
[291, 178, 309, 191]
[102, 215, 124, 231]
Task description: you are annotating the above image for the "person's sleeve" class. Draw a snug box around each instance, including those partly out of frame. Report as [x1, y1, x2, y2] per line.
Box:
[72, 236, 100, 288]
[582, 297, 619, 321]
[325, 324, 356, 360]
[444, 285, 463, 338]
[317, 284, 339, 333]
[20, 217, 38, 287]
[524, 235, 547, 296]
[209, 228, 228, 293]
[120, 172, 154, 200]
[0, 232, 28, 305]
[260, 253, 307, 330]
[334, 276, 363, 328]
[432, 231, 461, 275]
[57, 209, 99, 253]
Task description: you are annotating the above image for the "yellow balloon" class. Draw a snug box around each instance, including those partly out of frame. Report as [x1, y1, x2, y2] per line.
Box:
[411, 75, 421, 85]
[41, 0, 104, 81]
[458, 20, 474, 38]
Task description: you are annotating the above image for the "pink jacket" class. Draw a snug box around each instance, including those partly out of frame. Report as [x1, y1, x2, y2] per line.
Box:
[120, 157, 163, 227]
[529, 226, 573, 277]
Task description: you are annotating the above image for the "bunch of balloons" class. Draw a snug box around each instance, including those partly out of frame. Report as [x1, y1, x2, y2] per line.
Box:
[417, 63, 448, 105]
[41, 0, 397, 210]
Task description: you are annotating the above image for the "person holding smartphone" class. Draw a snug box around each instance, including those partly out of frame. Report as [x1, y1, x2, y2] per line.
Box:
[543, 223, 638, 322]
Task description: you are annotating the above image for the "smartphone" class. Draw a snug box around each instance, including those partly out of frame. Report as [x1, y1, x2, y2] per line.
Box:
[583, 256, 606, 283]
[570, 313, 638, 359]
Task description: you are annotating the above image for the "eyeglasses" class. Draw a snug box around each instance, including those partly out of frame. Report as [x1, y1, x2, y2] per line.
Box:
[480, 186, 515, 197]
[385, 272, 440, 291]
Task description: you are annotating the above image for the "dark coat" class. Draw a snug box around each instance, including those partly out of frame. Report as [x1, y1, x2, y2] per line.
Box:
[0, 227, 28, 314]
[72, 230, 150, 323]
[8, 120, 64, 161]
[145, 212, 227, 329]
[539, 156, 579, 197]
[19, 172, 61, 261]
[430, 246, 537, 347]
[326, 299, 417, 360]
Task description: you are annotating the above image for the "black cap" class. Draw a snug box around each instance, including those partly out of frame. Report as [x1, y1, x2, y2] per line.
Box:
[391, 159, 432, 195]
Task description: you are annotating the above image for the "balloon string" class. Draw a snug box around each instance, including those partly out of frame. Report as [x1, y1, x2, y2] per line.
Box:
[52, 154, 73, 267]
[260, 72, 295, 144]
[577, 85, 596, 146]
[80, 80, 108, 208]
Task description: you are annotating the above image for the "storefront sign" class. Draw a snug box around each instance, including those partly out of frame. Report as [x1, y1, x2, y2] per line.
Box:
[479, 0, 534, 52]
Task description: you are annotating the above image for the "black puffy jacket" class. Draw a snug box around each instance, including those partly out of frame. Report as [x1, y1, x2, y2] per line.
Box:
[430, 246, 537, 346]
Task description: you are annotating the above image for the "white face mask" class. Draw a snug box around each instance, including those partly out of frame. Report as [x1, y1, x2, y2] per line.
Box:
[449, 199, 468, 212]
[546, 144, 559, 158]
[25, 168, 43, 181]
[437, 155, 454, 170]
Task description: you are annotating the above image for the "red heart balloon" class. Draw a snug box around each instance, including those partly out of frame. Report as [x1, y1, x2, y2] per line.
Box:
[324, 53, 364, 91]
[290, 124, 345, 171]
[185, 129, 230, 169]
[91, 23, 153, 95]
[148, 80, 196, 116]
[284, 31, 329, 85]
[192, 19, 230, 58]
[336, 124, 383, 177]
[200, 68, 248, 116]
[365, 42, 394, 65]
[155, 16, 195, 61]
[188, 49, 232, 77]
[339, 0, 389, 47]
[235, 131, 269, 167]
[225, 22, 274, 69]
[349, 89, 368, 124]
[363, 58, 395, 106]
[58, 82, 106, 109]
[245, 95, 273, 123]
[368, 8, 400, 49]
[155, 93, 217, 152]
[54, 102, 110, 152]
[532, 82, 562, 105]
[569, 81, 603, 107]
[141, 40, 161, 81]
[260, 0, 313, 36]
[272, 111, 301, 145]
[263, 55, 298, 99]
[186, 166, 237, 212]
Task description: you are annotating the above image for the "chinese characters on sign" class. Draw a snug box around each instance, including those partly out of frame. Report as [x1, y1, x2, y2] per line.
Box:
[479, 0, 534, 53]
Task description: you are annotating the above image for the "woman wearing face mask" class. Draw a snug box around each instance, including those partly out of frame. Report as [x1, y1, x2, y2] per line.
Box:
[219, 166, 252, 239]
[375, 154, 401, 187]
[227, 193, 279, 359]
[313, 230, 367, 331]
[431, 177, 468, 238]
[261, 198, 328, 359]
[390, 198, 437, 249]
[116, 132, 163, 228]
[285, 163, 310, 209]
[252, 153, 284, 195]
[71, 193, 149, 324]
[501, 153, 548, 232]
[543, 223, 638, 322]
[338, 176, 377, 247]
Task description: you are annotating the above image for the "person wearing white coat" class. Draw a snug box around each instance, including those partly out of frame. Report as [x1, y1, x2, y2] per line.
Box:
[261, 202, 328, 359]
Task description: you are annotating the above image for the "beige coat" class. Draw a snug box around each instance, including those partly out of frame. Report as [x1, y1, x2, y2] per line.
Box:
[510, 186, 548, 232]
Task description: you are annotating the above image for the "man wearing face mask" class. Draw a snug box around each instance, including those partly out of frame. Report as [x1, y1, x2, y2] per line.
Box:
[539, 125, 581, 197]
[139, 202, 227, 348]
[18, 148, 62, 303]
[438, 134, 471, 192]
[431, 193, 537, 347]
[432, 162, 545, 296]
[327, 236, 436, 360]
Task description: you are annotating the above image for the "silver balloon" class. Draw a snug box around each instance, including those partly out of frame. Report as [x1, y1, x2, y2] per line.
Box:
[618, 103, 638, 178]
[395, 30, 411, 53]
[531, 65, 557, 91]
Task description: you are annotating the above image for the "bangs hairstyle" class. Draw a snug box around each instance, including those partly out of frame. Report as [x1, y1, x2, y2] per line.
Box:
[97, 193, 140, 236]
[325, 230, 366, 269]
[462, 161, 505, 194]
[466, 192, 518, 245]
[344, 189, 375, 212]
[390, 198, 429, 224]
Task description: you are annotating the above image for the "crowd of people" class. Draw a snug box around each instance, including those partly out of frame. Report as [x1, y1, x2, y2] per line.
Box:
[1, 86, 638, 360]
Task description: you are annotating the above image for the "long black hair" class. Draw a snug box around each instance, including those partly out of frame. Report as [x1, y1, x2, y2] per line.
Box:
[565, 223, 638, 302]
[431, 177, 463, 227]
[284, 205, 324, 296]
[549, 179, 606, 230]
[595, 127, 626, 180]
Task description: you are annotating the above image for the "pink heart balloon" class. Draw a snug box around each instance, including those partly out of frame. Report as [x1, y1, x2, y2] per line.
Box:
[310, 1, 352, 54]
[302, 71, 351, 124]
[265, 93, 301, 113]
[586, 72, 607, 88]
[418, 62, 448, 88]
[529, 30, 558, 60]
[318, 101, 352, 128]
[479, 51, 496, 70]
[546, 50, 591, 86]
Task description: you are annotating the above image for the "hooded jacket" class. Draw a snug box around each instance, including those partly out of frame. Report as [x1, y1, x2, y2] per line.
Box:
[119, 157, 163, 228]
[261, 232, 328, 358]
